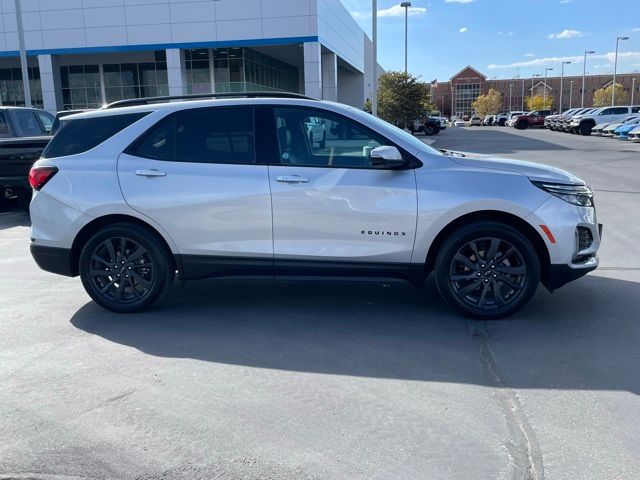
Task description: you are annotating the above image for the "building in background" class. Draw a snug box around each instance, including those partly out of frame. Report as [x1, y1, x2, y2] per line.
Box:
[0, 0, 375, 112]
[431, 66, 639, 118]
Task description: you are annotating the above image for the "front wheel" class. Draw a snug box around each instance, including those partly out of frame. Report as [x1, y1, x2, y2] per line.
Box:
[79, 223, 174, 313]
[434, 221, 540, 319]
[579, 122, 593, 136]
[424, 125, 435, 135]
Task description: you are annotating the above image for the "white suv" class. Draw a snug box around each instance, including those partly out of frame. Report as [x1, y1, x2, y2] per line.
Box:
[28, 93, 602, 318]
[570, 106, 640, 135]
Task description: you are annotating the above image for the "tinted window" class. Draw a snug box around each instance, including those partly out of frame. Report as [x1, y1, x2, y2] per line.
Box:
[12, 110, 44, 136]
[273, 107, 387, 168]
[35, 111, 54, 133]
[0, 111, 10, 137]
[42, 112, 149, 159]
[129, 115, 174, 161]
[174, 107, 255, 164]
[612, 107, 629, 115]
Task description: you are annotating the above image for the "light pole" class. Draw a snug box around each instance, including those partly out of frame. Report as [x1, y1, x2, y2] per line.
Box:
[400, 2, 411, 74]
[581, 50, 595, 108]
[509, 84, 513, 112]
[521, 76, 525, 110]
[372, 0, 378, 116]
[612, 36, 629, 106]
[544, 67, 553, 109]
[632, 77, 636, 107]
[569, 80, 574, 109]
[14, 0, 31, 107]
[559, 61, 571, 113]
[530, 73, 540, 110]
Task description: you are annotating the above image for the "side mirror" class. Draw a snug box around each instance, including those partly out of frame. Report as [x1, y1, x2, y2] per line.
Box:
[370, 146, 410, 169]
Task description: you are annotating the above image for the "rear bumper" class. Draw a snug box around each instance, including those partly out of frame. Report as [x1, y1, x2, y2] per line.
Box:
[30, 244, 76, 277]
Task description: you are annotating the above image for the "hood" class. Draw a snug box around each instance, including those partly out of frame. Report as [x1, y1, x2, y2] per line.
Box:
[445, 151, 584, 184]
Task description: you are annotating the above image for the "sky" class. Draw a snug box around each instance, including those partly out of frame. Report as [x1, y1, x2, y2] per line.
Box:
[340, 0, 640, 82]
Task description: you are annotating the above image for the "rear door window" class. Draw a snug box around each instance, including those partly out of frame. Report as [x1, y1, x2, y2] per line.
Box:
[11, 110, 45, 136]
[42, 112, 149, 159]
[35, 111, 54, 134]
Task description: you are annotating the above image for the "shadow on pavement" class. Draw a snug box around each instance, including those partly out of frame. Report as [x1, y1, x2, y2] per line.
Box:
[0, 208, 30, 230]
[435, 128, 570, 155]
[71, 274, 640, 394]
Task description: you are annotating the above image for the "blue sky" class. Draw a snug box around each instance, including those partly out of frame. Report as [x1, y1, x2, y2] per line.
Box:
[341, 0, 640, 81]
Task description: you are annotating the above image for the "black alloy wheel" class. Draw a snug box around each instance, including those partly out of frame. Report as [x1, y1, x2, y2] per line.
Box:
[79, 223, 173, 313]
[435, 221, 540, 319]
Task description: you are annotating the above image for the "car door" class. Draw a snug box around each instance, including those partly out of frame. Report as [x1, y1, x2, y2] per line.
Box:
[118, 106, 273, 279]
[266, 106, 418, 278]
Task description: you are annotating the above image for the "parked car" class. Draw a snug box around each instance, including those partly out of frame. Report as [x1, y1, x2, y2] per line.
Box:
[569, 106, 640, 136]
[558, 108, 593, 133]
[410, 117, 441, 135]
[0, 106, 54, 209]
[432, 116, 448, 130]
[612, 117, 640, 139]
[305, 116, 327, 148]
[506, 111, 526, 127]
[495, 113, 509, 126]
[483, 115, 495, 126]
[469, 116, 482, 126]
[591, 121, 614, 135]
[453, 119, 467, 127]
[628, 125, 640, 142]
[547, 109, 579, 131]
[512, 110, 552, 130]
[28, 92, 602, 319]
[600, 115, 640, 137]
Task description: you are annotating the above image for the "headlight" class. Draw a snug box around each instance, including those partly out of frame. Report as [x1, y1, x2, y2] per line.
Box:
[532, 181, 594, 207]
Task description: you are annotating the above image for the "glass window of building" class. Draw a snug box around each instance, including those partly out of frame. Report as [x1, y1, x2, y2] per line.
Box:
[0, 67, 43, 108]
[60, 65, 101, 109]
[103, 51, 168, 104]
[185, 49, 211, 94]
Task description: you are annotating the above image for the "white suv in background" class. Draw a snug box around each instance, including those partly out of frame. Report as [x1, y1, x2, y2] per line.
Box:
[570, 106, 640, 135]
[29, 93, 601, 318]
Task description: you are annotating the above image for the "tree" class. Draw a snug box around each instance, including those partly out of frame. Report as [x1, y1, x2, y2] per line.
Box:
[377, 71, 433, 127]
[593, 83, 628, 107]
[471, 89, 502, 116]
[525, 94, 554, 111]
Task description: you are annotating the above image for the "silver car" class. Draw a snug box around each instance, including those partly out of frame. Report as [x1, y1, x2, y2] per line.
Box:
[28, 93, 601, 318]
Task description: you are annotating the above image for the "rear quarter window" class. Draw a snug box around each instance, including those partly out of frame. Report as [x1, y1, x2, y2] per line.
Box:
[42, 112, 150, 159]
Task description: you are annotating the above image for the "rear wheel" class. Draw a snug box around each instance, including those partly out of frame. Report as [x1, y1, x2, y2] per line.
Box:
[434, 221, 540, 319]
[79, 223, 174, 313]
[425, 125, 435, 135]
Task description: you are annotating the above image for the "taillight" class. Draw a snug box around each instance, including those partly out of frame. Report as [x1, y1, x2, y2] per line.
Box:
[28, 166, 58, 191]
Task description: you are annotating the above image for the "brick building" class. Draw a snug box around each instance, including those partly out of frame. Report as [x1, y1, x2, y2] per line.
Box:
[430, 66, 639, 118]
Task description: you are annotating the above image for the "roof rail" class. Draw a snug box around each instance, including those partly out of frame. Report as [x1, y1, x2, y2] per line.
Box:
[104, 91, 315, 109]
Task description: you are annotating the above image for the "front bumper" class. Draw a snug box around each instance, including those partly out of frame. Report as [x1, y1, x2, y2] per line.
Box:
[546, 257, 598, 290]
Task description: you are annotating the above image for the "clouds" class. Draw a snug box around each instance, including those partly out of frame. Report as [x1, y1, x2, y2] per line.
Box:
[487, 51, 640, 70]
[377, 5, 427, 17]
[524, 53, 536, 58]
[547, 29, 583, 39]
[459, 27, 468, 33]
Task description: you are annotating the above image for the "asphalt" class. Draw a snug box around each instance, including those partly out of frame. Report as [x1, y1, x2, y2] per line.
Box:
[1, 126, 639, 480]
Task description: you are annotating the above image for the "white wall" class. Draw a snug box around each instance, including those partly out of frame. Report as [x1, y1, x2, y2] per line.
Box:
[0, 0, 318, 52]
[316, 0, 365, 73]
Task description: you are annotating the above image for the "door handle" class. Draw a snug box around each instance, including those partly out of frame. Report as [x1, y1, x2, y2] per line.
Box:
[135, 169, 166, 177]
[276, 175, 309, 184]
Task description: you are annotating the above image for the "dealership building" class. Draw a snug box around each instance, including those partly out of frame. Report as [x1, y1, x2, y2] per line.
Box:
[431, 66, 639, 118]
[0, 0, 375, 112]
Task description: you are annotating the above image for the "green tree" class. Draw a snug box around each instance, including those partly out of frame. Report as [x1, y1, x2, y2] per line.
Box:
[593, 83, 628, 107]
[377, 71, 433, 127]
[525, 94, 554, 111]
[471, 89, 502, 116]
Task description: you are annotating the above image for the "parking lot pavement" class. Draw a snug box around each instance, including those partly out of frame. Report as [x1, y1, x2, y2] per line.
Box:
[1, 128, 639, 479]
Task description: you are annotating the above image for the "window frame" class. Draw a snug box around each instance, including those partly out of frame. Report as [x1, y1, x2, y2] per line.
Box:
[263, 105, 422, 170]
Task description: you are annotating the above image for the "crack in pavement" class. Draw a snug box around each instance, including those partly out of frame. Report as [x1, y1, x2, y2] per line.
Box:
[467, 321, 544, 480]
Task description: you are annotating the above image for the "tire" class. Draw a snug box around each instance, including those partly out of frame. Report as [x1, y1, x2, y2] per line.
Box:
[424, 125, 435, 135]
[579, 122, 593, 136]
[498, 119, 506, 127]
[434, 221, 540, 319]
[79, 223, 174, 313]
